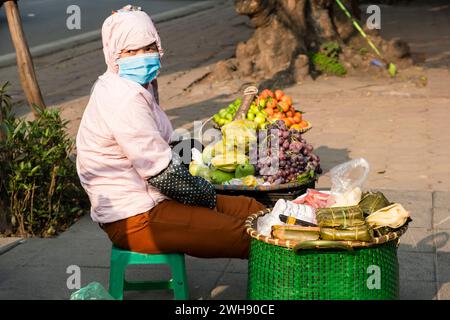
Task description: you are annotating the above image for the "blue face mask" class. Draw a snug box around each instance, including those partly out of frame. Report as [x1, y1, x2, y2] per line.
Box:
[117, 53, 161, 85]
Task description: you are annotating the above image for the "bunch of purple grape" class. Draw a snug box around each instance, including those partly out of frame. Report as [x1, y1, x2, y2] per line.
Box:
[256, 120, 322, 184]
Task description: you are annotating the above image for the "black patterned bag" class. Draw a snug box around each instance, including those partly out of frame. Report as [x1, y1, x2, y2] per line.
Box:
[147, 152, 216, 209]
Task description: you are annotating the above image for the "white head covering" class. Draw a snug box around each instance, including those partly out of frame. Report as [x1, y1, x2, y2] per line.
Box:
[101, 5, 164, 73]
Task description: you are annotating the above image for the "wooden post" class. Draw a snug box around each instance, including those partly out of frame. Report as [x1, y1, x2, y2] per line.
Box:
[0, 105, 4, 142]
[3, 0, 45, 117]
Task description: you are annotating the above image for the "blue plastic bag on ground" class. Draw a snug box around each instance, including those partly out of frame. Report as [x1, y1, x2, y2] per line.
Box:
[70, 282, 115, 300]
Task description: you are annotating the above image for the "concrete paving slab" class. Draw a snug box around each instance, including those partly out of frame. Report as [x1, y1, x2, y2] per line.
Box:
[398, 228, 436, 253]
[380, 189, 433, 228]
[398, 251, 435, 282]
[434, 208, 450, 230]
[0, 265, 86, 299]
[433, 230, 450, 253]
[185, 256, 230, 273]
[437, 282, 450, 301]
[434, 191, 450, 209]
[122, 268, 223, 300]
[436, 253, 450, 286]
[58, 215, 107, 240]
[0, 238, 48, 268]
[211, 273, 247, 300]
[400, 280, 438, 300]
[0, 237, 23, 255]
[226, 259, 248, 274]
[15, 236, 111, 268]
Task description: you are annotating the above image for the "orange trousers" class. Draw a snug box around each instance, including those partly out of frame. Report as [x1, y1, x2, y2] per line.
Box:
[101, 195, 266, 259]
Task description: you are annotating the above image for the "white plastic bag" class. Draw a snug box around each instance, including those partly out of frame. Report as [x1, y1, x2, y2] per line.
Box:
[256, 199, 318, 236]
[272, 199, 317, 225]
[191, 147, 203, 164]
[327, 158, 370, 207]
[257, 200, 286, 236]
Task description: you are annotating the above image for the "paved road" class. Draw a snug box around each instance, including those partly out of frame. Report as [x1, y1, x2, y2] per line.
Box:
[0, 0, 206, 56]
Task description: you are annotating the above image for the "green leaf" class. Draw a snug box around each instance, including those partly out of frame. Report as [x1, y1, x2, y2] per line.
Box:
[30, 165, 41, 175]
[388, 63, 397, 77]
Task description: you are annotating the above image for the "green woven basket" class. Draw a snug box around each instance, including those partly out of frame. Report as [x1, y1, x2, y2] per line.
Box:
[248, 239, 399, 300]
[246, 210, 404, 300]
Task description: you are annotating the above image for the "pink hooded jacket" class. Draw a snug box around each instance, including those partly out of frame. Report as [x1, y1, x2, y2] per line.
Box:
[76, 7, 173, 224]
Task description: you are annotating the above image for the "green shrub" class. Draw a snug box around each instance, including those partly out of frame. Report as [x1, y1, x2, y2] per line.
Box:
[310, 42, 347, 77]
[0, 82, 87, 237]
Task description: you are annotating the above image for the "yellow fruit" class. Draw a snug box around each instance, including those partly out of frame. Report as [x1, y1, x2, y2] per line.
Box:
[189, 162, 211, 180]
[222, 120, 257, 152]
[242, 175, 258, 187]
[211, 153, 248, 172]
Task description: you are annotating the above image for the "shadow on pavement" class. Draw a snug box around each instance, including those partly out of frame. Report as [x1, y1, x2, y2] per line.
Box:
[314, 145, 351, 175]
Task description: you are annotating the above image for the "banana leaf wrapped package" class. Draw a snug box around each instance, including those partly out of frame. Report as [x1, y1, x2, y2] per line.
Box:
[359, 191, 391, 215]
[316, 205, 365, 228]
[272, 225, 320, 242]
[320, 225, 374, 241]
[366, 203, 410, 229]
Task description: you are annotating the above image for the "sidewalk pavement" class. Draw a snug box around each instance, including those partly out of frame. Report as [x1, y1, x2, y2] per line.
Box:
[0, 189, 449, 300]
[0, 0, 449, 300]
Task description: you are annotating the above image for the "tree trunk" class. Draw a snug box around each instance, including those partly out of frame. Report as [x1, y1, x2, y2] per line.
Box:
[210, 0, 410, 84]
[4, 0, 45, 117]
[231, 0, 358, 78]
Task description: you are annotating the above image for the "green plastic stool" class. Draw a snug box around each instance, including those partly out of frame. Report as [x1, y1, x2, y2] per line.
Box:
[108, 245, 189, 300]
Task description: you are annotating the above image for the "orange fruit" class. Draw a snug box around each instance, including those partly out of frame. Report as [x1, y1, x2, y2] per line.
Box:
[283, 118, 292, 127]
[278, 101, 290, 112]
[266, 97, 277, 109]
[275, 89, 284, 101]
[270, 114, 282, 121]
[290, 124, 302, 130]
[261, 89, 275, 99]
[299, 120, 309, 128]
[286, 111, 293, 118]
[281, 95, 292, 106]
[265, 107, 274, 116]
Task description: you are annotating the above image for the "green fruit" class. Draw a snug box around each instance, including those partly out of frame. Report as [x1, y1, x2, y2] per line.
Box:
[234, 98, 242, 106]
[218, 108, 227, 118]
[217, 118, 226, 126]
[235, 164, 255, 179]
[247, 112, 255, 121]
[210, 169, 235, 184]
[213, 114, 221, 123]
[225, 113, 233, 121]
